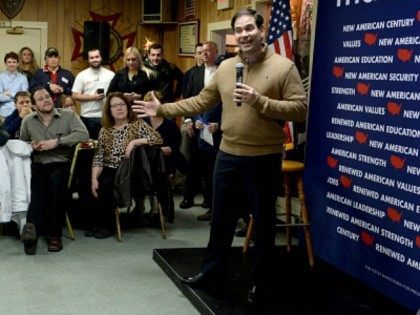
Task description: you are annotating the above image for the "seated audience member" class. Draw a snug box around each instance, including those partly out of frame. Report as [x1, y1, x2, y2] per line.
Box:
[19, 87, 89, 255]
[18, 47, 40, 83]
[29, 47, 74, 107]
[143, 91, 187, 223]
[0, 52, 28, 121]
[4, 91, 32, 139]
[61, 94, 77, 111]
[143, 91, 186, 177]
[107, 47, 157, 103]
[90, 92, 162, 238]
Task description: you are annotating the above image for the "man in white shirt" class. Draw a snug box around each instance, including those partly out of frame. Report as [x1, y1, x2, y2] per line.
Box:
[72, 49, 114, 238]
[72, 48, 114, 139]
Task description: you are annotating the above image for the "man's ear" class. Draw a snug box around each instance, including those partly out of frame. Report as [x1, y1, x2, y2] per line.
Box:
[260, 25, 266, 39]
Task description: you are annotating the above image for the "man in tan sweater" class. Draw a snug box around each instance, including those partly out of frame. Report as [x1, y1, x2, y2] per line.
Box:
[133, 8, 307, 305]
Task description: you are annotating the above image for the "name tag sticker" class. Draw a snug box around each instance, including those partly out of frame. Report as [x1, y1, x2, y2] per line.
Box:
[61, 77, 69, 84]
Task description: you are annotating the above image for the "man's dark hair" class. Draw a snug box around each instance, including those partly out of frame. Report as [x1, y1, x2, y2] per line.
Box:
[14, 91, 31, 103]
[231, 8, 264, 29]
[148, 43, 163, 54]
[4, 51, 19, 63]
[88, 48, 102, 57]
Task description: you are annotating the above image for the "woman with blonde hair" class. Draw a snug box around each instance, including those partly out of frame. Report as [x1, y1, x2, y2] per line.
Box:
[18, 47, 39, 82]
[107, 47, 157, 102]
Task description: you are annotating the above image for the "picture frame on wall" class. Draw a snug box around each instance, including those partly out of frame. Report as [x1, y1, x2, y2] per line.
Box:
[178, 20, 199, 56]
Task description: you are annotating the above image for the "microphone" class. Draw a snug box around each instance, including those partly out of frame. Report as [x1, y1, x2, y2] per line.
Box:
[235, 63, 244, 106]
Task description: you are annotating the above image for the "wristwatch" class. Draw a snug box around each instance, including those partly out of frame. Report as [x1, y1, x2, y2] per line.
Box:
[57, 136, 62, 146]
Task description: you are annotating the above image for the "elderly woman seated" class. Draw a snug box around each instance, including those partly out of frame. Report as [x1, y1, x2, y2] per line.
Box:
[90, 92, 162, 238]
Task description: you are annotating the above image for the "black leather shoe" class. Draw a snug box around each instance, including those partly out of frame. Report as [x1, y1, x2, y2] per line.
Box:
[235, 225, 248, 237]
[180, 272, 211, 288]
[200, 201, 211, 209]
[179, 199, 194, 209]
[94, 228, 113, 239]
[248, 283, 270, 306]
[247, 284, 258, 305]
[47, 236, 63, 252]
[21, 223, 37, 255]
[197, 210, 212, 221]
[84, 228, 98, 237]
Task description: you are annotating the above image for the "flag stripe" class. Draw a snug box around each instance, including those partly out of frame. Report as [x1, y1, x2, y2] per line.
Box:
[267, 0, 294, 61]
[266, 0, 295, 144]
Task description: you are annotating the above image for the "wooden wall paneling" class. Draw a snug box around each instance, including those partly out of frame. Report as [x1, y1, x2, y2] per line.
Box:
[127, 0, 142, 47]
[63, 0, 76, 70]
[20, 0, 40, 21]
[90, 0, 104, 13]
[173, 0, 193, 73]
[37, 0, 48, 21]
[0, 0, 262, 74]
[56, 0, 66, 62]
[72, 0, 92, 73]
[162, 25, 178, 64]
[45, 0, 58, 52]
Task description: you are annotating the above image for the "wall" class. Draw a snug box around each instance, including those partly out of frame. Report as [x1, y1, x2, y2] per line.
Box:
[0, 0, 252, 74]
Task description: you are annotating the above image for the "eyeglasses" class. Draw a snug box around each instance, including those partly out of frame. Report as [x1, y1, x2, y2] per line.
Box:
[110, 102, 127, 109]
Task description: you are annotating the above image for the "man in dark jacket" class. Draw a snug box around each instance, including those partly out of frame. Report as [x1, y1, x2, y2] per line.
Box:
[29, 47, 74, 107]
[4, 91, 32, 139]
[178, 41, 220, 220]
[144, 44, 183, 103]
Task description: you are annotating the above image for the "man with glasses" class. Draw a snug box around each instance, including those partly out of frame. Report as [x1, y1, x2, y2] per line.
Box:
[19, 87, 88, 255]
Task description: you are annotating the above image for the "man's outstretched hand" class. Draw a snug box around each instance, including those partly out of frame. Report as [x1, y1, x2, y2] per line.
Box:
[132, 91, 161, 118]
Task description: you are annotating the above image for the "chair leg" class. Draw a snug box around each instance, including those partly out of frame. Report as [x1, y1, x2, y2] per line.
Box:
[157, 202, 166, 239]
[65, 213, 75, 240]
[297, 174, 315, 267]
[115, 207, 122, 242]
[242, 215, 254, 254]
[284, 174, 292, 252]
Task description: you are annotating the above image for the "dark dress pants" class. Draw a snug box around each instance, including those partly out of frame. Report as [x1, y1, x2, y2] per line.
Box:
[96, 167, 117, 231]
[201, 151, 282, 286]
[27, 162, 70, 237]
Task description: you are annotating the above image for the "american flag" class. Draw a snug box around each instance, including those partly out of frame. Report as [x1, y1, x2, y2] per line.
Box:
[267, 0, 294, 61]
[267, 0, 295, 143]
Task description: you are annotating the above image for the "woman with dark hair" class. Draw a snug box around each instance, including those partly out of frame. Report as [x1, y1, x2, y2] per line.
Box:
[90, 92, 162, 238]
[107, 47, 158, 102]
[18, 47, 39, 82]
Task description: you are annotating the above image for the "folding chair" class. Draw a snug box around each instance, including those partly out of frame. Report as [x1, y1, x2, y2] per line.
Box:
[66, 141, 98, 240]
[114, 146, 168, 242]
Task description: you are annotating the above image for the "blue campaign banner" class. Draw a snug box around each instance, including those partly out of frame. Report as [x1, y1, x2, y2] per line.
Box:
[305, 0, 420, 311]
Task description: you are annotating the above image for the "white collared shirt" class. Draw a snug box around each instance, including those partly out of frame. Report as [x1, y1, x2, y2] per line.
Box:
[204, 65, 217, 87]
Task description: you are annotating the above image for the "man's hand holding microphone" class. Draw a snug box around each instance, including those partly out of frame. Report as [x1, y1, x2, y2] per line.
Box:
[233, 63, 259, 106]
